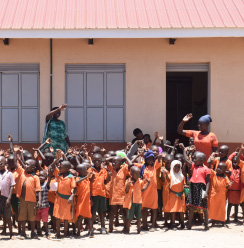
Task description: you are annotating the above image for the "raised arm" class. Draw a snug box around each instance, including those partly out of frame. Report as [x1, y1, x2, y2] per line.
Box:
[8, 134, 14, 154]
[177, 113, 193, 136]
[179, 143, 192, 167]
[236, 144, 244, 163]
[46, 104, 67, 122]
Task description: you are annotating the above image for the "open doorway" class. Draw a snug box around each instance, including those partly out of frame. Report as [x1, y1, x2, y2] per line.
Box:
[166, 71, 208, 145]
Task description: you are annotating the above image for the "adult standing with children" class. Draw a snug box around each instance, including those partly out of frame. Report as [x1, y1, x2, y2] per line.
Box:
[177, 113, 218, 162]
[42, 104, 71, 153]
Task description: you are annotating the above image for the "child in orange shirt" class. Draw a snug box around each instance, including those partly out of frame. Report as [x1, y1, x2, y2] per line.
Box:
[208, 145, 232, 176]
[75, 163, 94, 237]
[15, 157, 41, 239]
[227, 156, 241, 223]
[141, 150, 161, 231]
[208, 162, 231, 226]
[50, 152, 77, 238]
[89, 153, 111, 234]
[107, 155, 132, 233]
[164, 160, 186, 230]
[124, 166, 150, 234]
[161, 154, 173, 227]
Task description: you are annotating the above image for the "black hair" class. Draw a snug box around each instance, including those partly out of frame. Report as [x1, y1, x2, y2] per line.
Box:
[133, 128, 142, 137]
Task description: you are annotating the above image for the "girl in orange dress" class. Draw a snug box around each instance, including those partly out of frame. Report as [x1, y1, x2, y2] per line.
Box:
[141, 150, 161, 231]
[107, 155, 132, 233]
[52, 161, 76, 238]
[161, 154, 173, 227]
[227, 156, 241, 223]
[165, 160, 185, 230]
[208, 162, 231, 226]
[75, 163, 94, 238]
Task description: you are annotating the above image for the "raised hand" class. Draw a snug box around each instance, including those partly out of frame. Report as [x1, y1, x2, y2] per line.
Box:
[45, 138, 52, 144]
[13, 145, 19, 152]
[8, 134, 13, 142]
[179, 143, 185, 150]
[159, 136, 164, 141]
[59, 103, 67, 111]
[182, 113, 193, 122]
[154, 131, 159, 139]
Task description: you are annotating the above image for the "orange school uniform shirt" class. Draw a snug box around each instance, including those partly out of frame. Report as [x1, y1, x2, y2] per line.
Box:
[211, 158, 232, 173]
[9, 169, 20, 195]
[76, 177, 92, 219]
[89, 167, 107, 197]
[164, 180, 186, 213]
[16, 166, 41, 202]
[108, 163, 129, 205]
[123, 178, 145, 209]
[53, 168, 76, 220]
[208, 170, 230, 222]
[238, 160, 244, 204]
[156, 161, 164, 190]
[186, 130, 218, 165]
[142, 159, 160, 209]
[162, 172, 171, 212]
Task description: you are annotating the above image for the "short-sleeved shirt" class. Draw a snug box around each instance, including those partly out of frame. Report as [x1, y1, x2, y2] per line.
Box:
[8, 169, 20, 194]
[123, 178, 145, 209]
[190, 163, 211, 185]
[211, 157, 232, 173]
[0, 170, 16, 197]
[16, 166, 41, 202]
[37, 181, 50, 209]
[89, 167, 108, 197]
[186, 130, 218, 162]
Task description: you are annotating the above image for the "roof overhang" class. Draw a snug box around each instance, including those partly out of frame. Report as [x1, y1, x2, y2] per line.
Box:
[1, 28, 244, 39]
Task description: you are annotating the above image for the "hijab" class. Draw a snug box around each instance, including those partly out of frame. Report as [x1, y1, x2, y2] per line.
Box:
[170, 160, 184, 188]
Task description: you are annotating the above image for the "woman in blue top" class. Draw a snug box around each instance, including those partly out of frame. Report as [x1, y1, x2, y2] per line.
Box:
[43, 104, 71, 153]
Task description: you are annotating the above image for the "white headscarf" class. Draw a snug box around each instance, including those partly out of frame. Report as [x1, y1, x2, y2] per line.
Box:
[170, 160, 184, 188]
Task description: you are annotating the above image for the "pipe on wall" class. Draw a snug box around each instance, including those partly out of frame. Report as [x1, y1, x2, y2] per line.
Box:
[50, 38, 53, 110]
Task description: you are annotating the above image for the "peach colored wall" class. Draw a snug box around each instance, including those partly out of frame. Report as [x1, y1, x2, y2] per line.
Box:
[1, 38, 244, 143]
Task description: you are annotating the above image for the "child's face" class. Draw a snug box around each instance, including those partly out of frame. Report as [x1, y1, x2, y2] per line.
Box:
[146, 157, 154, 166]
[93, 156, 102, 169]
[59, 163, 69, 174]
[25, 160, 36, 173]
[77, 167, 88, 177]
[131, 170, 140, 181]
[112, 157, 122, 170]
[193, 154, 203, 166]
[39, 172, 47, 184]
[173, 164, 181, 173]
[219, 148, 228, 158]
[143, 136, 150, 144]
[216, 164, 226, 175]
[151, 147, 159, 157]
[136, 132, 143, 140]
[189, 137, 194, 146]
[165, 157, 173, 170]
[53, 110, 61, 119]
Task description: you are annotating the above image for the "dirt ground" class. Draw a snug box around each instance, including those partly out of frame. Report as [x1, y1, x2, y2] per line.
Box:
[0, 209, 243, 248]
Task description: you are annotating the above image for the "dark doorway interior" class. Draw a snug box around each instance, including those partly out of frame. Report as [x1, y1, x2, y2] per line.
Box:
[166, 72, 208, 145]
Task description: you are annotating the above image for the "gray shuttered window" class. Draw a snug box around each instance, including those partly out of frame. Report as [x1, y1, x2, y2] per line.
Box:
[166, 63, 209, 72]
[65, 64, 125, 142]
[0, 64, 40, 143]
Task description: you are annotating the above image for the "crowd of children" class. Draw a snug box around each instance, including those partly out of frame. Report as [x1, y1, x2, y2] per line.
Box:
[0, 124, 244, 240]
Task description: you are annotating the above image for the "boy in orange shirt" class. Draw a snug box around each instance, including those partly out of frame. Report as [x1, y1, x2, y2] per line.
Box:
[208, 145, 232, 176]
[107, 155, 133, 233]
[15, 157, 41, 239]
[75, 163, 94, 237]
[124, 166, 150, 234]
[50, 153, 77, 239]
[89, 153, 111, 234]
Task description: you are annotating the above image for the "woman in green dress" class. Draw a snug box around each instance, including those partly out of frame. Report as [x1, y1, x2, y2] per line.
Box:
[42, 104, 71, 153]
